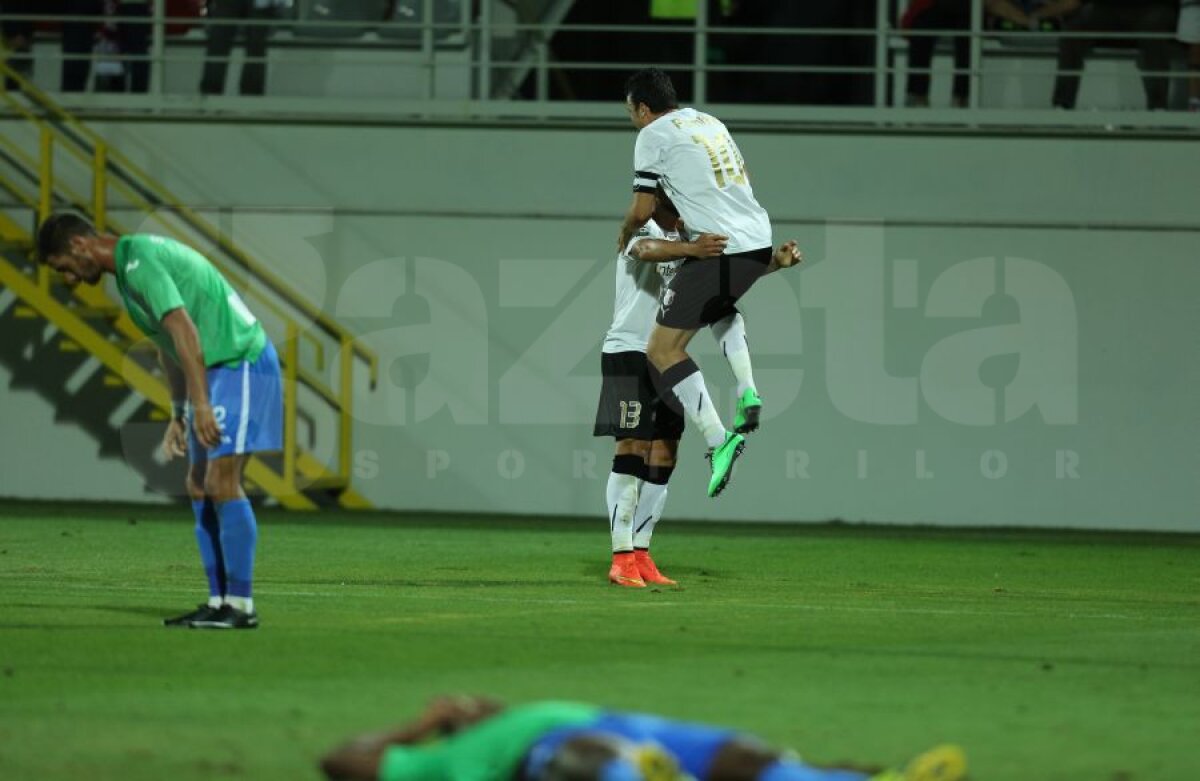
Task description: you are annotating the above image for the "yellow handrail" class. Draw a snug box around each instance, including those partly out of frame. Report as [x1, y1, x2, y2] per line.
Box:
[0, 61, 378, 383]
[92, 142, 107, 232]
[0, 250, 317, 510]
[1, 63, 372, 503]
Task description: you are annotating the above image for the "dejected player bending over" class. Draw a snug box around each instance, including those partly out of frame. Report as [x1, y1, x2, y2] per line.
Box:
[597, 187, 801, 588]
[618, 68, 788, 498]
[319, 696, 967, 781]
[37, 213, 282, 630]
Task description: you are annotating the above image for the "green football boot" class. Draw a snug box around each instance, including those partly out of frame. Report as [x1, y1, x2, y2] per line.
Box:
[733, 388, 762, 434]
[706, 431, 746, 497]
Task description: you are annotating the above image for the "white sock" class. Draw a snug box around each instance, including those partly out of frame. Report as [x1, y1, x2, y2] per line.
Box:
[632, 481, 669, 549]
[606, 471, 640, 552]
[671, 371, 727, 449]
[711, 313, 756, 397]
[225, 596, 253, 613]
[206, 596, 223, 609]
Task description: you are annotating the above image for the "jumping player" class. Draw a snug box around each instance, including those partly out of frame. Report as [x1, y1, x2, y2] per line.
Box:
[617, 68, 779, 498]
[597, 188, 802, 587]
[595, 188, 726, 588]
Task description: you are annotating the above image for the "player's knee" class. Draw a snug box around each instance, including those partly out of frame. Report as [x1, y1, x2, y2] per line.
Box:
[203, 461, 240, 502]
[185, 470, 205, 501]
[615, 438, 651, 460]
[648, 440, 678, 469]
[201, 471, 224, 502]
[646, 332, 673, 368]
[646, 343, 667, 370]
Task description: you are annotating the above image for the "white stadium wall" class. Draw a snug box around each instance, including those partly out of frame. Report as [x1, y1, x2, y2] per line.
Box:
[2, 120, 1197, 530]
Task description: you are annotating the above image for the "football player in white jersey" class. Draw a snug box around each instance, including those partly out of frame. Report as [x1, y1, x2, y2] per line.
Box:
[595, 189, 728, 588]
[618, 68, 792, 498]
[597, 187, 802, 588]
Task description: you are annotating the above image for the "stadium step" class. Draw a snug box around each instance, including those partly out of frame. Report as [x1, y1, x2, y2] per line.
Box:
[0, 92, 374, 511]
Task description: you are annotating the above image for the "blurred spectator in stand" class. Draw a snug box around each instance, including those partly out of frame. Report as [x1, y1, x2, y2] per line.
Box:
[200, 0, 289, 96]
[1037, 0, 1178, 110]
[1, 0, 36, 89]
[1179, 0, 1200, 110]
[60, 0, 104, 91]
[902, 0, 1034, 107]
[644, 0, 713, 101]
[95, 0, 150, 93]
[735, 1, 877, 106]
[111, 0, 149, 91]
[531, 0, 655, 101]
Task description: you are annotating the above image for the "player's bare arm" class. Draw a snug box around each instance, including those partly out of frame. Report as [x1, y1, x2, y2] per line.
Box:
[630, 233, 729, 263]
[320, 696, 504, 781]
[618, 191, 657, 251]
[160, 308, 221, 448]
[158, 350, 189, 460]
[765, 241, 803, 274]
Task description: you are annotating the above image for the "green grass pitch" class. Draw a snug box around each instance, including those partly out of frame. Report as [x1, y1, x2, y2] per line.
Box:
[0, 501, 1197, 781]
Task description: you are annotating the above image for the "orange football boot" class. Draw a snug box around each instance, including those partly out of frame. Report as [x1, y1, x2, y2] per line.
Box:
[634, 550, 677, 586]
[609, 552, 646, 588]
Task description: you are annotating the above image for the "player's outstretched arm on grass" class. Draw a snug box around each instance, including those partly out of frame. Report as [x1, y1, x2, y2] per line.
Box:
[765, 240, 803, 275]
[630, 232, 728, 263]
[618, 191, 658, 251]
[160, 308, 221, 449]
[320, 697, 505, 781]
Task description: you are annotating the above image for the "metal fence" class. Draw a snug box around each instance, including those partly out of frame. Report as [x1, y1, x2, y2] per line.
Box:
[1, 0, 1198, 130]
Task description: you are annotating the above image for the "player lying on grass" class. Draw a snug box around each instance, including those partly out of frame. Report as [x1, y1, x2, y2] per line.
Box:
[597, 187, 802, 587]
[37, 213, 281, 630]
[319, 696, 966, 781]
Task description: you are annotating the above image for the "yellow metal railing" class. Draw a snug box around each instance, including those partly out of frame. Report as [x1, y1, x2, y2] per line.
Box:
[1, 61, 376, 502]
[0, 248, 317, 510]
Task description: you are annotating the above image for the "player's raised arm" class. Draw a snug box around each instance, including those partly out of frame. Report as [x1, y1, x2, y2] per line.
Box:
[320, 697, 506, 781]
[160, 308, 220, 448]
[630, 232, 729, 263]
[619, 109, 668, 250]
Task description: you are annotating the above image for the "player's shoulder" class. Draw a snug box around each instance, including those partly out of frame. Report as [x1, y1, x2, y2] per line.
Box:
[639, 110, 689, 139]
[122, 233, 178, 260]
[117, 234, 163, 276]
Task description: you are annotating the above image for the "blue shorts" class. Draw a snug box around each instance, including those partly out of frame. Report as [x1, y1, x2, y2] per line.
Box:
[524, 711, 736, 780]
[188, 340, 283, 462]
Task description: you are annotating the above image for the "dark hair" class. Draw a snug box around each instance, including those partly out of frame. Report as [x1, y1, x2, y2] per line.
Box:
[655, 185, 679, 216]
[625, 68, 678, 113]
[539, 735, 625, 781]
[37, 212, 96, 264]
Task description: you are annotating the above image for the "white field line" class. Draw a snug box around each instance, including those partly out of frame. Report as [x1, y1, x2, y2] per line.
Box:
[0, 579, 1195, 623]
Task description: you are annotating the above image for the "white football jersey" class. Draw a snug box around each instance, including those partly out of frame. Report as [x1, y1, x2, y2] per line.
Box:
[632, 107, 772, 255]
[602, 220, 680, 354]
